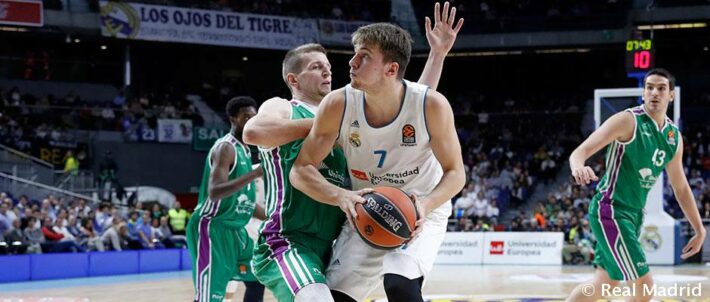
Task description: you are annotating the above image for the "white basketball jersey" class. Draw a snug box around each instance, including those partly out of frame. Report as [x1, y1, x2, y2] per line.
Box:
[337, 80, 450, 216]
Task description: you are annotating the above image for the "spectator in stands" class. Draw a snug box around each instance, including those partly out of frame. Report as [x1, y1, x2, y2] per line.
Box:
[534, 206, 546, 229]
[4, 219, 28, 254]
[471, 191, 489, 224]
[63, 150, 79, 176]
[151, 203, 163, 220]
[545, 194, 561, 217]
[453, 185, 475, 218]
[23, 216, 43, 254]
[486, 199, 500, 225]
[74, 198, 90, 218]
[41, 217, 83, 253]
[80, 217, 104, 251]
[16, 195, 31, 214]
[40, 199, 56, 221]
[66, 216, 81, 238]
[0, 202, 11, 234]
[53, 217, 77, 243]
[168, 201, 188, 235]
[137, 211, 158, 249]
[101, 219, 126, 251]
[472, 220, 490, 232]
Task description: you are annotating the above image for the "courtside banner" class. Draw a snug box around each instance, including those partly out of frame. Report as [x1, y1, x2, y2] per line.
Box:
[435, 232, 483, 264]
[157, 119, 193, 143]
[99, 1, 318, 50]
[317, 19, 369, 46]
[0, 0, 43, 27]
[482, 232, 564, 265]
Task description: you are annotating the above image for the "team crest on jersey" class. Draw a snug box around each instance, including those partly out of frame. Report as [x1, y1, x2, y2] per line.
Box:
[239, 264, 247, 275]
[401, 124, 416, 146]
[638, 168, 657, 189]
[667, 130, 676, 145]
[349, 132, 361, 147]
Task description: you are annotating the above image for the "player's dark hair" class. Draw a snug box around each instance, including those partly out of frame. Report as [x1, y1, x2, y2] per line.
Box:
[226, 96, 257, 118]
[643, 68, 675, 90]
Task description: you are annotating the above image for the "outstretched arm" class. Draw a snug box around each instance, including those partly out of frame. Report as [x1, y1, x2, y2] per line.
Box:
[290, 90, 370, 223]
[569, 111, 634, 185]
[418, 1, 464, 90]
[666, 137, 706, 259]
[207, 143, 263, 201]
[243, 97, 313, 149]
[290, 91, 346, 206]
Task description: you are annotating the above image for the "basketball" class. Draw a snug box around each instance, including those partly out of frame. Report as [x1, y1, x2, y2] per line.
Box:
[353, 186, 419, 249]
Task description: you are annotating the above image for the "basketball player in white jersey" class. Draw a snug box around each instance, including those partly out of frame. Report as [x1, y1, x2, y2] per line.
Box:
[246, 3, 463, 302]
[290, 21, 466, 302]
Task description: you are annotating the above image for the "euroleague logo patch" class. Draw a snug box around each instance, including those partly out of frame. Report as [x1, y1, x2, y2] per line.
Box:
[401, 124, 416, 146]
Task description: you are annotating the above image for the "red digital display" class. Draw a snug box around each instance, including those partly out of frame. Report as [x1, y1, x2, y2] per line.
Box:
[626, 39, 655, 73]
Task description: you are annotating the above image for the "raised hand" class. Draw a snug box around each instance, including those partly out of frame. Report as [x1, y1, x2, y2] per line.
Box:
[425, 2, 464, 55]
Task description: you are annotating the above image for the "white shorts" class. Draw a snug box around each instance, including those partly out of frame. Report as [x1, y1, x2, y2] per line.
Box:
[325, 201, 450, 301]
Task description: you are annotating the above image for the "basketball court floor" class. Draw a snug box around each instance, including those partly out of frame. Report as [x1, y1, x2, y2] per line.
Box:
[1, 264, 708, 302]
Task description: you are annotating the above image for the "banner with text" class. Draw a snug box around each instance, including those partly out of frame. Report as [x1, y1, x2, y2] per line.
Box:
[435, 232, 484, 265]
[0, 0, 43, 27]
[99, 1, 318, 50]
[482, 232, 564, 265]
[317, 19, 369, 46]
[157, 119, 193, 143]
[192, 127, 228, 151]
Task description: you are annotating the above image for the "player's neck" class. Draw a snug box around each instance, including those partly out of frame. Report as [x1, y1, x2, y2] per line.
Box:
[363, 80, 405, 126]
[364, 79, 403, 104]
[291, 91, 321, 108]
[642, 104, 667, 129]
[230, 128, 243, 144]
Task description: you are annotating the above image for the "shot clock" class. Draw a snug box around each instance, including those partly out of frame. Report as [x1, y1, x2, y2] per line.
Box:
[625, 39, 655, 73]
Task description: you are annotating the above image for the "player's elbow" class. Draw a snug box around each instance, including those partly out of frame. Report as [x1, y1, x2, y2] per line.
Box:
[207, 187, 224, 202]
[453, 168, 466, 192]
[242, 124, 260, 145]
[289, 164, 305, 191]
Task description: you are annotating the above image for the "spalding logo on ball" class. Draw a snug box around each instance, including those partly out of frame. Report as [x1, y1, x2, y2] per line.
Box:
[353, 186, 419, 249]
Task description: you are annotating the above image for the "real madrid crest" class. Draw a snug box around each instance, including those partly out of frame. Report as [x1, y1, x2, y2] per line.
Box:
[349, 132, 361, 147]
[640, 225, 662, 252]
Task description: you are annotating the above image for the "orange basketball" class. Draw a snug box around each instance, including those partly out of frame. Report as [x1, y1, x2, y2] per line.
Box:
[353, 186, 418, 249]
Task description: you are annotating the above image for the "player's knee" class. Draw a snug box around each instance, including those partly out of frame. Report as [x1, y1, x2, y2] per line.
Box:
[294, 283, 334, 302]
[383, 274, 423, 302]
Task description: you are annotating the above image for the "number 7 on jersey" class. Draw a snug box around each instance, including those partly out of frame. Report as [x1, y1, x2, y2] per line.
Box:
[374, 150, 387, 168]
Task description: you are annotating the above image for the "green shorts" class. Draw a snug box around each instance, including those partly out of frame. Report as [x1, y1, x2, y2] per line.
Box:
[251, 234, 332, 302]
[187, 218, 256, 302]
[589, 196, 649, 281]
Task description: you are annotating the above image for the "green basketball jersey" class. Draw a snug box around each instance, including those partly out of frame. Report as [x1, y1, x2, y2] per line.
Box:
[259, 100, 348, 243]
[594, 105, 680, 211]
[194, 133, 256, 228]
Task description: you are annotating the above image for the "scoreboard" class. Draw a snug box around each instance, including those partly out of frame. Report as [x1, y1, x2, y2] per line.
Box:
[625, 39, 655, 73]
